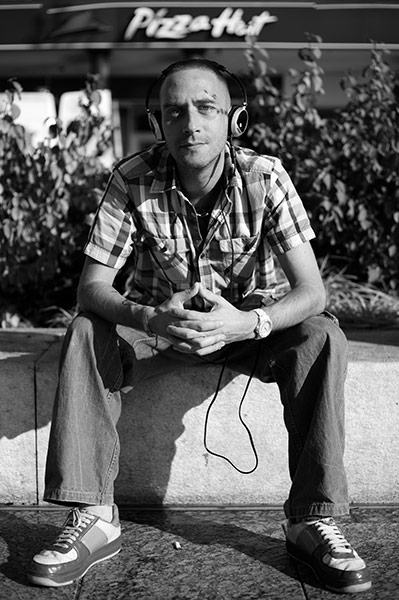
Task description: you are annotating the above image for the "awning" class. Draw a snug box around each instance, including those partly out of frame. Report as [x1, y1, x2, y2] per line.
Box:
[0, 1, 398, 51]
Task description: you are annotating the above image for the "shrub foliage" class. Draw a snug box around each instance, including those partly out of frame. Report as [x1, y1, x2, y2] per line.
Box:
[0, 75, 113, 326]
[1, 42, 398, 327]
[244, 35, 399, 291]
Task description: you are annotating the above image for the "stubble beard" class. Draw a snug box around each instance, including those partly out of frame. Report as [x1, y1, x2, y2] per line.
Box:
[173, 143, 224, 174]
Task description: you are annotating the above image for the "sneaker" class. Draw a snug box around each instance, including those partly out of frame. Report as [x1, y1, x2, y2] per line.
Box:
[27, 505, 122, 587]
[286, 517, 372, 594]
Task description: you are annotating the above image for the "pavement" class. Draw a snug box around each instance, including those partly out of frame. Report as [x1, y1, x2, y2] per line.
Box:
[0, 505, 397, 599]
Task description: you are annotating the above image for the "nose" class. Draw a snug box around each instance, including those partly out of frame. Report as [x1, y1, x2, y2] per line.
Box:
[183, 106, 200, 135]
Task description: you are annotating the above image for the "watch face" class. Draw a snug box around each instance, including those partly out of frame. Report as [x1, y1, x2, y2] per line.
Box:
[258, 319, 271, 338]
[255, 310, 272, 338]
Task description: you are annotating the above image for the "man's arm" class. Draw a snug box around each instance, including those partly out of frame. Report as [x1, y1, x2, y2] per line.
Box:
[77, 257, 226, 348]
[167, 242, 326, 350]
[77, 256, 148, 330]
[263, 241, 326, 331]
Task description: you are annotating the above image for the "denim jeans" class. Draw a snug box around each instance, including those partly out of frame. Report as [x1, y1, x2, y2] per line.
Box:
[44, 311, 350, 520]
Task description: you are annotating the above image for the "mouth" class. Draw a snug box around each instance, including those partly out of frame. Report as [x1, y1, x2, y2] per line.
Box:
[180, 141, 205, 148]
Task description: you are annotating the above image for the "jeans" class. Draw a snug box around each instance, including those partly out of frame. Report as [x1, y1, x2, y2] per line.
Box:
[44, 311, 350, 520]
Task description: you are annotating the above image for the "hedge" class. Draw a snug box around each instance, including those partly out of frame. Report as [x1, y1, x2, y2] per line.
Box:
[243, 34, 399, 292]
[0, 75, 113, 326]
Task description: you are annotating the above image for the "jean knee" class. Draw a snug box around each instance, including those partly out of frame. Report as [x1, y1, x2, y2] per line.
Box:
[64, 312, 118, 365]
[67, 311, 114, 341]
[302, 313, 348, 362]
[64, 312, 122, 390]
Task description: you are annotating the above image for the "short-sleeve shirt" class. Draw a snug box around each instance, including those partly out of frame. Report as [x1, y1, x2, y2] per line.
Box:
[84, 142, 315, 308]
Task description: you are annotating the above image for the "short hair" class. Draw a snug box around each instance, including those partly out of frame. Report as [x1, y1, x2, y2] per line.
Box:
[160, 59, 230, 97]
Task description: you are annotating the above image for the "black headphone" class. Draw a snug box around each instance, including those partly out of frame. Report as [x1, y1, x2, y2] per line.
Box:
[145, 59, 249, 142]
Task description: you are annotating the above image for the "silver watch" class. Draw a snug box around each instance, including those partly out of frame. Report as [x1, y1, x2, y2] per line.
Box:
[253, 308, 273, 339]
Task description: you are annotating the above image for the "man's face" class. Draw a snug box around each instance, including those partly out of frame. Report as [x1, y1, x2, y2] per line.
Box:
[160, 67, 230, 172]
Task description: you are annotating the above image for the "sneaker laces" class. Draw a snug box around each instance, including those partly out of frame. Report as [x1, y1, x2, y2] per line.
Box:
[52, 508, 95, 551]
[314, 518, 354, 558]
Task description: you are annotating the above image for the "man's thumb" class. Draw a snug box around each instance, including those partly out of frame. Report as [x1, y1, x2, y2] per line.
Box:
[196, 283, 221, 305]
[175, 282, 200, 304]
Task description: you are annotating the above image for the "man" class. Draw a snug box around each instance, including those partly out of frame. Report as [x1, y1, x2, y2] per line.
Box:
[27, 59, 371, 593]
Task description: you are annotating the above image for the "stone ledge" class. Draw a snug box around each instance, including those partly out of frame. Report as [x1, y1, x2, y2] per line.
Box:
[1, 328, 398, 506]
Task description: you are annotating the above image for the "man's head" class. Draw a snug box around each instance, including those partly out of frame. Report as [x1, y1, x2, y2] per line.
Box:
[158, 59, 232, 172]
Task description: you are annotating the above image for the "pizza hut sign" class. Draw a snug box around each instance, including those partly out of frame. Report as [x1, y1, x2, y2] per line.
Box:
[124, 7, 278, 40]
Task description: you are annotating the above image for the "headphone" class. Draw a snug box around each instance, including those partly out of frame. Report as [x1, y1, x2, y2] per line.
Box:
[145, 59, 249, 142]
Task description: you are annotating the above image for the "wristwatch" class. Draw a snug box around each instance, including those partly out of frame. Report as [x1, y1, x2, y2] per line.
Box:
[252, 308, 273, 339]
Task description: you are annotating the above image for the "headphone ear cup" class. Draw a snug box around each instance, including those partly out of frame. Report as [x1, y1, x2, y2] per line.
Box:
[229, 106, 249, 137]
[147, 110, 164, 141]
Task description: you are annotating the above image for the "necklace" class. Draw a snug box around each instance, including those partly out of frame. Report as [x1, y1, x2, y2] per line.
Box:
[195, 209, 211, 218]
[193, 179, 223, 218]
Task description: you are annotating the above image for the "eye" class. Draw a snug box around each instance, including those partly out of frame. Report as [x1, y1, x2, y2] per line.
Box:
[166, 107, 181, 118]
[197, 104, 218, 116]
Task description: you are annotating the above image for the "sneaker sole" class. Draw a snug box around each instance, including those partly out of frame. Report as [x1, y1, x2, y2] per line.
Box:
[286, 540, 372, 594]
[27, 538, 121, 587]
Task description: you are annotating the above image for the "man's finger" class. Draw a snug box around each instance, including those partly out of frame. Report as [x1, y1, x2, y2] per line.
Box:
[197, 283, 232, 308]
[168, 318, 223, 331]
[167, 321, 224, 339]
[173, 338, 226, 355]
[171, 283, 201, 306]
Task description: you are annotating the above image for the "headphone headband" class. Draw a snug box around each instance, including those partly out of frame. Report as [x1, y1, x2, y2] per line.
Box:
[145, 59, 248, 140]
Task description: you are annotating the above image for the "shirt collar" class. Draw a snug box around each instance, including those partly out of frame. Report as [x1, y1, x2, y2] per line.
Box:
[149, 142, 243, 196]
[150, 143, 177, 194]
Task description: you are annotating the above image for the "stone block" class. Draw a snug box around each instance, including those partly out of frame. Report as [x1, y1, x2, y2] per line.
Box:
[345, 331, 399, 504]
[1, 328, 399, 506]
[0, 330, 62, 504]
[116, 367, 288, 506]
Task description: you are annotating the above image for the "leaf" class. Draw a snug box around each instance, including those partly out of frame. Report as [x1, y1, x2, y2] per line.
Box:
[8, 78, 23, 97]
[322, 172, 332, 191]
[298, 48, 314, 63]
[335, 180, 347, 204]
[48, 123, 59, 138]
[313, 47, 322, 60]
[3, 221, 11, 239]
[90, 90, 101, 106]
[313, 75, 324, 93]
[10, 103, 21, 120]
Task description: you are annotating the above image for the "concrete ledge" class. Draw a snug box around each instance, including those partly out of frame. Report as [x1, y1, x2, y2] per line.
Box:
[1, 328, 398, 506]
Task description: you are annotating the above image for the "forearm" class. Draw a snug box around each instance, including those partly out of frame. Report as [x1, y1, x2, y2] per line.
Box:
[251, 242, 327, 334]
[262, 282, 326, 332]
[77, 280, 150, 331]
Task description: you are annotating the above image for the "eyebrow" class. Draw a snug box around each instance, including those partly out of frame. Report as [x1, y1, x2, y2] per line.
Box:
[162, 97, 220, 108]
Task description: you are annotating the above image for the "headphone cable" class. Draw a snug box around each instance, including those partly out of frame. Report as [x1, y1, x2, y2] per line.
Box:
[203, 343, 261, 475]
[202, 201, 260, 475]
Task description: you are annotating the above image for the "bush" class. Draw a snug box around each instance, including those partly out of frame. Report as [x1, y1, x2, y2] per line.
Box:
[244, 35, 399, 292]
[0, 75, 114, 326]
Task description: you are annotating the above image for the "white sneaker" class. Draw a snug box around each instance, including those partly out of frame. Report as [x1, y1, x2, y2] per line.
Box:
[27, 505, 121, 587]
[286, 517, 372, 594]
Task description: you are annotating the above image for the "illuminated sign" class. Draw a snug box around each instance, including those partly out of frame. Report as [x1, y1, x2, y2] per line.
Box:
[1, 2, 398, 49]
[124, 7, 278, 41]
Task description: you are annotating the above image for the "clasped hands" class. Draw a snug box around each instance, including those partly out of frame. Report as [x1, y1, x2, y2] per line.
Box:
[147, 282, 257, 355]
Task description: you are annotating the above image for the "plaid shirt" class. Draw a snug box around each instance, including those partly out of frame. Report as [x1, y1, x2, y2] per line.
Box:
[84, 142, 315, 308]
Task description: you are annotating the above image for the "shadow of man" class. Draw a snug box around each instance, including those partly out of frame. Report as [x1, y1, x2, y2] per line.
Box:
[116, 363, 240, 505]
[120, 508, 324, 594]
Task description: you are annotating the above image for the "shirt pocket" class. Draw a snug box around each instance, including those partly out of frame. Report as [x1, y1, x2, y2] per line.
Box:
[144, 236, 192, 284]
[218, 235, 259, 280]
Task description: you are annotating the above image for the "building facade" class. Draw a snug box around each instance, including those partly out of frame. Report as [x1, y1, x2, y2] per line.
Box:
[1, 0, 398, 154]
